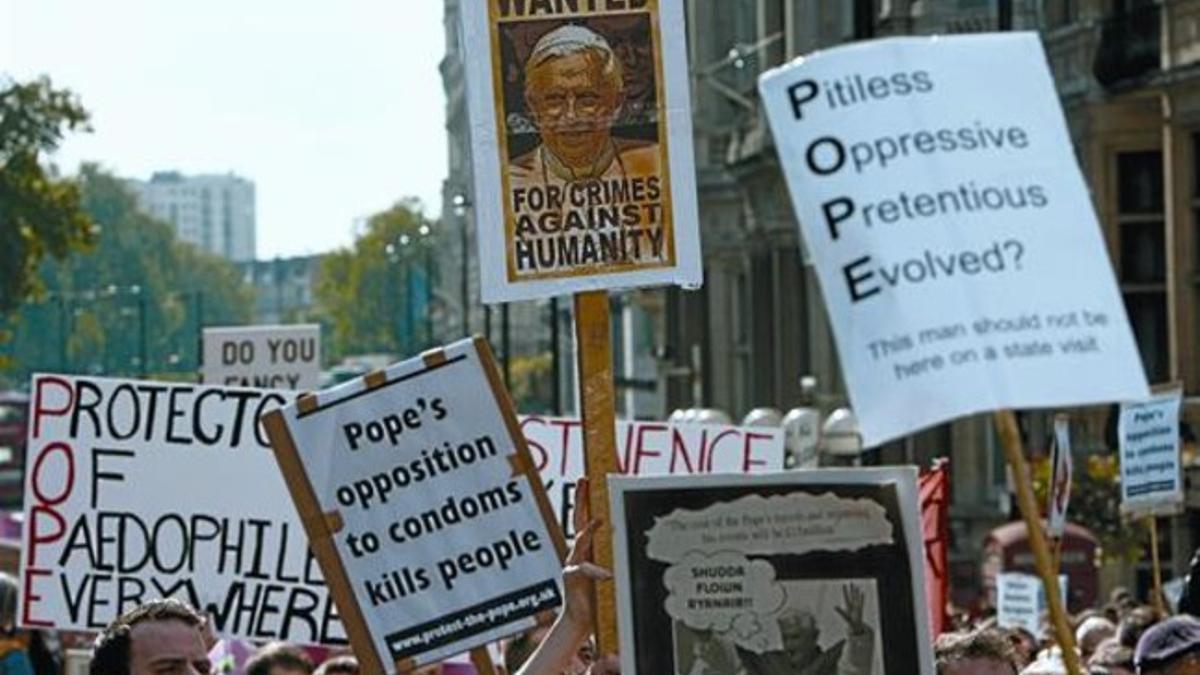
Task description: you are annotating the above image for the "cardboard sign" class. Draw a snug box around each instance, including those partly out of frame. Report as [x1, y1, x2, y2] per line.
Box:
[461, 0, 702, 302]
[521, 416, 784, 535]
[610, 468, 934, 675]
[758, 33, 1148, 446]
[203, 324, 321, 391]
[1047, 415, 1072, 538]
[997, 572, 1067, 636]
[263, 338, 566, 673]
[19, 375, 343, 644]
[1119, 387, 1184, 517]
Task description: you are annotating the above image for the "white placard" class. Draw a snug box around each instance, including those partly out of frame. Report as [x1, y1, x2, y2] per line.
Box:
[1119, 388, 1184, 517]
[461, 0, 702, 303]
[997, 572, 1067, 636]
[610, 468, 934, 675]
[1047, 416, 1072, 538]
[520, 416, 784, 534]
[758, 33, 1148, 446]
[19, 375, 342, 645]
[263, 338, 563, 672]
[203, 324, 321, 391]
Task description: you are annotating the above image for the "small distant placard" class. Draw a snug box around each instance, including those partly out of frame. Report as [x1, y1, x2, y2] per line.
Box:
[263, 338, 565, 673]
[1119, 387, 1184, 518]
[997, 572, 1067, 636]
[202, 324, 320, 390]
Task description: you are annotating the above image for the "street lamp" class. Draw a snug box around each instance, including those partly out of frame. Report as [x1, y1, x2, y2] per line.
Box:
[452, 193, 472, 336]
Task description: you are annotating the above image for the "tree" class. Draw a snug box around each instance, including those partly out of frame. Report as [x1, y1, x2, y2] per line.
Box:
[315, 199, 434, 361]
[0, 166, 253, 383]
[0, 76, 95, 314]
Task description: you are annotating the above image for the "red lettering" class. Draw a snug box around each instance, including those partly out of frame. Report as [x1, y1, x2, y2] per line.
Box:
[25, 506, 66, 567]
[31, 442, 75, 505]
[632, 424, 668, 474]
[620, 423, 635, 473]
[32, 376, 73, 439]
[742, 432, 774, 472]
[21, 569, 52, 627]
[669, 427, 697, 474]
[520, 416, 551, 473]
[707, 430, 741, 472]
[551, 419, 581, 476]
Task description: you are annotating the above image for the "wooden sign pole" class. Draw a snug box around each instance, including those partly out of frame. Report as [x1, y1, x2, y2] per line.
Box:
[573, 290, 620, 655]
[470, 647, 498, 675]
[1147, 516, 1166, 617]
[994, 410, 1083, 675]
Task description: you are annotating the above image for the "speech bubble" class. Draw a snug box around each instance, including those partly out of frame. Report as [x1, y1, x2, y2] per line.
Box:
[664, 551, 785, 654]
[647, 492, 893, 564]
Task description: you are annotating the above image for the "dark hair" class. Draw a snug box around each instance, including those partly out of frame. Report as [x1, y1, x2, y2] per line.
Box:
[90, 599, 204, 675]
[245, 642, 314, 675]
[313, 656, 358, 675]
[935, 629, 1019, 675]
[1117, 606, 1157, 648]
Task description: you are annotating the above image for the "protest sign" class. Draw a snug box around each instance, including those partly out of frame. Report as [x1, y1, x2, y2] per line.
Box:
[521, 416, 784, 535]
[263, 338, 566, 673]
[610, 468, 934, 675]
[758, 33, 1148, 446]
[1047, 415, 1072, 539]
[19, 375, 342, 644]
[997, 572, 1067, 636]
[460, 0, 701, 302]
[202, 324, 321, 391]
[1119, 387, 1184, 517]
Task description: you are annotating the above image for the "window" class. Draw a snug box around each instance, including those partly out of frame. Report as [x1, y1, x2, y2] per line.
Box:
[1117, 150, 1168, 382]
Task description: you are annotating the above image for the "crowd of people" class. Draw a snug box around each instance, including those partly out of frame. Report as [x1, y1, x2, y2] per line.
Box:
[5, 479, 1200, 675]
[935, 583, 1200, 674]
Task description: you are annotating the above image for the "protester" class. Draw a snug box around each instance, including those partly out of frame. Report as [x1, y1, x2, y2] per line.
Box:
[1086, 639, 1133, 675]
[313, 656, 358, 675]
[0, 573, 33, 675]
[1118, 607, 1158, 650]
[515, 478, 615, 675]
[935, 628, 1019, 675]
[1133, 615, 1200, 674]
[245, 643, 314, 675]
[89, 599, 210, 675]
[1076, 617, 1117, 662]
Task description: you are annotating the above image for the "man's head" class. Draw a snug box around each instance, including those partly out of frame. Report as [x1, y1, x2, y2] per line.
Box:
[778, 610, 821, 668]
[1077, 617, 1118, 661]
[313, 656, 357, 675]
[245, 643, 313, 675]
[1134, 616, 1200, 675]
[935, 629, 1019, 675]
[524, 25, 625, 171]
[90, 599, 209, 675]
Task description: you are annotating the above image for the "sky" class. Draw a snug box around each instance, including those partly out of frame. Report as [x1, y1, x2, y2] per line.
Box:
[1, 0, 448, 258]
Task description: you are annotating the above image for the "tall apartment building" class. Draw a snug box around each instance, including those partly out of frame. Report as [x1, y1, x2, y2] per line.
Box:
[127, 171, 256, 262]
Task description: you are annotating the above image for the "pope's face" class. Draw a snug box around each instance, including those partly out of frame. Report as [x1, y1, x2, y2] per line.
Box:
[526, 51, 623, 170]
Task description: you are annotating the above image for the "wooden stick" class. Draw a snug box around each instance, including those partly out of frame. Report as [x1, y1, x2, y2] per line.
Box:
[573, 290, 620, 655]
[1148, 516, 1166, 617]
[470, 647, 498, 675]
[994, 410, 1083, 675]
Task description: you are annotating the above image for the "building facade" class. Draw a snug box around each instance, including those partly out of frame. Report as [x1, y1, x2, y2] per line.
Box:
[127, 171, 256, 262]
[236, 255, 322, 326]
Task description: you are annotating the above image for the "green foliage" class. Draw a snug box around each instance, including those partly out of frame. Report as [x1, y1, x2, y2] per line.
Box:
[1, 166, 253, 383]
[0, 76, 96, 314]
[315, 199, 434, 362]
